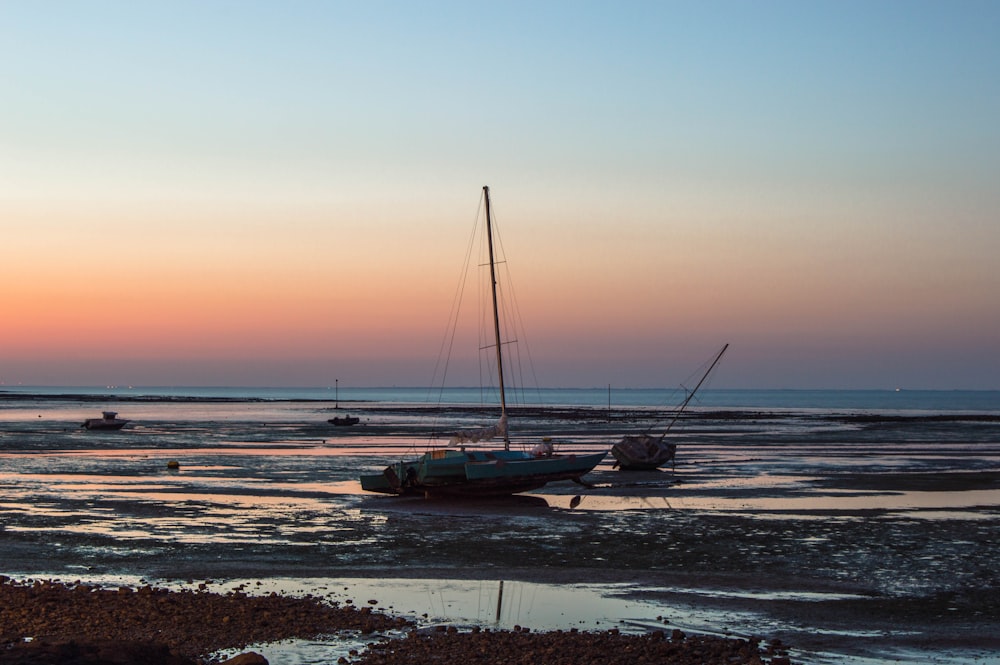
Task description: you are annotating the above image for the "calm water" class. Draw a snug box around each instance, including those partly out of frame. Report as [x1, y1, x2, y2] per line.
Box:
[1, 387, 999, 664]
[4, 385, 1000, 411]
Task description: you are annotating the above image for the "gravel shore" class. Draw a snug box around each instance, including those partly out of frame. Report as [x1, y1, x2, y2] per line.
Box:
[0, 577, 790, 664]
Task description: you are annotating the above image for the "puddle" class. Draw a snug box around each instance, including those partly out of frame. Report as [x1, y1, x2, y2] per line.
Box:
[9, 573, 981, 665]
[539, 489, 1000, 516]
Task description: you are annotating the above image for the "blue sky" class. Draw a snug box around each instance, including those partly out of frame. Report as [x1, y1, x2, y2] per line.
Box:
[2, 1, 999, 389]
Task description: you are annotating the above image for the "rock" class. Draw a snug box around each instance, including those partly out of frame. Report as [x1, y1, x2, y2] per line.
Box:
[221, 652, 269, 665]
[0, 577, 788, 665]
[0, 639, 196, 665]
[0, 577, 405, 661]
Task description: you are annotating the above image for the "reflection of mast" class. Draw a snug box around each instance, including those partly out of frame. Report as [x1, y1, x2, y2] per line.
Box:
[495, 579, 504, 624]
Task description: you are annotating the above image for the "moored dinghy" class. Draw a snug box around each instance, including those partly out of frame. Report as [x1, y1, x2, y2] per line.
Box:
[360, 186, 604, 497]
[82, 411, 130, 431]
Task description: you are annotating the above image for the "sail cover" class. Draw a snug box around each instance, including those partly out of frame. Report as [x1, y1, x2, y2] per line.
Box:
[449, 414, 508, 445]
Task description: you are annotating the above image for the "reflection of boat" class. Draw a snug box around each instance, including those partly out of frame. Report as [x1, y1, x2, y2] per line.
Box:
[611, 344, 728, 471]
[82, 411, 130, 431]
[361, 186, 605, 497]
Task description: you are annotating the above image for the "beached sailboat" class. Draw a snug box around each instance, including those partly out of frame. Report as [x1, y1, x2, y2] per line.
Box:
[360, 186, 605, 497]
[611, 344, 728, 470]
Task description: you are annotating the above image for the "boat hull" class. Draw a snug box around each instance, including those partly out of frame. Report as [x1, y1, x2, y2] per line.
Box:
[82, 420, 128, 431]
[611, 434, 675, 470]
[360, 448, 605, 497]
[82, 412, 129, 431]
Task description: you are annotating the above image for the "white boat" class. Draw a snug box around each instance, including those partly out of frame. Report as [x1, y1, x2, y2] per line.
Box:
[82, 411, 130, 431]
[611, 344, 728, 470]
[361, 186, 605, 497]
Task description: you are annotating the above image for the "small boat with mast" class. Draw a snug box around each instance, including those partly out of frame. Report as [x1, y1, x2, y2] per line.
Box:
[328, 379, 360, 426]
[360, 186, 605, 497]
[611, 344, 728, 471]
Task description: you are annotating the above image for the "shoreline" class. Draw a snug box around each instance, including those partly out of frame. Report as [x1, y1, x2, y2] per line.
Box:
[0, 576, 792, 665]
[3, 566, 998, 664]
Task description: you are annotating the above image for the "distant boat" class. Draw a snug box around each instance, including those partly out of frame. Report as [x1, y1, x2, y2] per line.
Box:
[327, 379, 359, 425]
[360, 186, 605, 497]
[81, 411, 130, 431]
[611, 344, 728, 471]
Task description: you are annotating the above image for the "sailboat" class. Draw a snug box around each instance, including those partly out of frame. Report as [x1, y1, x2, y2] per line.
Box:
[360, 186, 605, 497]
[611, 344, 728, 471]
[328, 379, 360, 426]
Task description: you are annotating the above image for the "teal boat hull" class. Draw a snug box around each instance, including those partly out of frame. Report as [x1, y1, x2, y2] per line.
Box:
[360, 449, 605, 497]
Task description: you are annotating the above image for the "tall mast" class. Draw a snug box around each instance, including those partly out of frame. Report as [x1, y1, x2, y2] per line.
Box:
[483, 185, 510, 449]
[660, 343, 729, 439]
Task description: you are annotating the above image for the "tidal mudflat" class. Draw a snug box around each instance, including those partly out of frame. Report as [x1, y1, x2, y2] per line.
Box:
[1, 395, 998, 663]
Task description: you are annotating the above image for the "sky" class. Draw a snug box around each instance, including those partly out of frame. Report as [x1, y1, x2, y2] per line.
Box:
[2, 1, 999, 390]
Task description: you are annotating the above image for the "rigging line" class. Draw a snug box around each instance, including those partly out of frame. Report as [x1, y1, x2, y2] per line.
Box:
[436, 195, 484, 387]
[647, 344, 729, 437]
[477, 580, 483, 623]
[502, 292, 532, 412]
[505, 270, 545, 409]
[478, 227, 491, 406]
[488, 204, 545, 408]
[490, 232, 543, 405]
[640, 386, 687, 436]
[474, 210, 512, 410]
[518, 582, 538, 625]
[427, 195, 484, 436]
[526, 583, 539, 622]
[425, 587, 437, 620]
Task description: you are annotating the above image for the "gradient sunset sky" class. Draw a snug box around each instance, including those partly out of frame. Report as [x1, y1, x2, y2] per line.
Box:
[2, 1, 998, 389]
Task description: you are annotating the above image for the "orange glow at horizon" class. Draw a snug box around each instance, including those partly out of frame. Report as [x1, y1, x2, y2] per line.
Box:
[3, 182, 998, 388]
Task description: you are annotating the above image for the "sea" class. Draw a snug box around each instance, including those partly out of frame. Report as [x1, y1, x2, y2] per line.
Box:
[4, 385, 999, 412]
[2, 386, 999, 665]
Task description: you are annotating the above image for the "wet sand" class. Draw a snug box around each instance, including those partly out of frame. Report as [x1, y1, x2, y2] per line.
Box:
[1, 398, 999, 663]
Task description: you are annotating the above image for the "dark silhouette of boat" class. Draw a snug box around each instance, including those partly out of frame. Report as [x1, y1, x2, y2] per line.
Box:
[611, 344, 728, 470]
[82, 411, 130, 431]
[360, 186, 604, 497]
